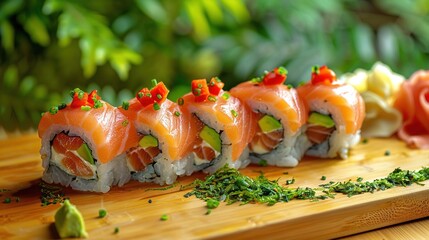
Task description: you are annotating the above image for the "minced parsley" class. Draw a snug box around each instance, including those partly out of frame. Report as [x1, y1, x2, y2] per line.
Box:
[160, 214, 168, 221]
[99, 209, 107, 218]
[40, 181, 67, 206]
[184, 165, 429, 208]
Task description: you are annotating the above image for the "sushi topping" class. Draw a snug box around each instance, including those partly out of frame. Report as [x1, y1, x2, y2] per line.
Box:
[311, 65, 336, 85]
[191, 78, 225, 102]
[262, 67, 288, 85]
[306, 112, 336, 144]
[136, 80, 169, 108]
[250, 67, 288, 85]
[122, 101, 130, 110]
[70, 88, 103, 110]
[126, 134, 160, 172]
[51, 133, 97, 180]
[193, 125, 221, 164]
[208, 77, 225, 95]
[249, 114, 283, 155]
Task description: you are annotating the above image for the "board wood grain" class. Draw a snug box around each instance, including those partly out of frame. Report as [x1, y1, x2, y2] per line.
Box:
[0, 134, 429, 239]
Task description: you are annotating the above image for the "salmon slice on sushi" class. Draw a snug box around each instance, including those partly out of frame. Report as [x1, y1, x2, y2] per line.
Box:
[120, 80, 202, 185]
[179, 78, 256, 173]
[297, 65, 365, 159]
[230, 67, 310, 167]
[38, 88, 139, 193]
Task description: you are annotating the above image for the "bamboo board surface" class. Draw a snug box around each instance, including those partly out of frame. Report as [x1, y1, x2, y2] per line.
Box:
[1, 134, 429, 239]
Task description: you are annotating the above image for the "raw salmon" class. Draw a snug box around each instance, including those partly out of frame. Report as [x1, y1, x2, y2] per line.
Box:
[180, 89, 256, 163]
[38, 100, 139, 164]
[297, 82, 365, 135]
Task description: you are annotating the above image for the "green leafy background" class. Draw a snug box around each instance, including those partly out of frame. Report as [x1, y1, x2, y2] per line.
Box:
[1, 0, 429, 132]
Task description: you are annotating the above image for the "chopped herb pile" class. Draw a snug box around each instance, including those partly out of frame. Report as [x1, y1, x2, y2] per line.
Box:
[184, 165, 429, 207]
[40, 181, 67, 206]
[184, 165, 320, 206]
[320, 167, 429, 197]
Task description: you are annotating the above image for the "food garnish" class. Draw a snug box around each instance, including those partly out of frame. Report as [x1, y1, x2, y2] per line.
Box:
[55, 199, 88, 239]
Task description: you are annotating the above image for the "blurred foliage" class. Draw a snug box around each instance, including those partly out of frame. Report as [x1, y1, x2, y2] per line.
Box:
[1, 0, 429, 131]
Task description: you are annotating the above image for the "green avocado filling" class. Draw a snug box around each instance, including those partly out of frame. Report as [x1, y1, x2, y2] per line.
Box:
[139, 135, 158, 149]
[76, 143, 94, 165]
[200, 125, 221, 152]
[258, 115, 282, 133]
[308, 112, 335, 128]
[55, 199, 88, 239]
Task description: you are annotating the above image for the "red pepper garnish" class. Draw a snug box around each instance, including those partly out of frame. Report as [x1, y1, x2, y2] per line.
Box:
[262, 67, 288, 85]
[136, 80, 170, 107]
[192, 79, 210, 102]
[136, 88, 154, 107]
[70, 89, 103, 108]
[208, 77, 224, 96]
[311, 65, 336, 85]
[70, 88, 89, 108]
[88, 90, 101, 105]
[150, 82, 169, 104]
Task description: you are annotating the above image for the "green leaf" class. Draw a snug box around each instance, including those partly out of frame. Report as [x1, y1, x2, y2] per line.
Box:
[1, 20, 14, 52]
[184, 0, 210, 40]
[23, 14, 50, 46]
[0, 0, 23, 22]
[201, 0, 223, 24]
[3, 65, 18, 89]
[135, 0, 167, 24]
[19, 76, 36, 96]
[220, 0, 249, 22]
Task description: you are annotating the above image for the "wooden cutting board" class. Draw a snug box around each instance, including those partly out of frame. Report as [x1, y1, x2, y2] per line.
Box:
[1, 134, 429, 239]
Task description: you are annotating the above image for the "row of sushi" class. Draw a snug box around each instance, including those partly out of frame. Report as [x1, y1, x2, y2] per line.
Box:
[38, 65, 365, 193]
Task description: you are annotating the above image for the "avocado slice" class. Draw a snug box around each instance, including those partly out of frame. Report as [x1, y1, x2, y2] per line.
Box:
[308, 112, 335, 128]
[258, 115, 282, 133]
[76, 143, 95, 165]
[199, 125, 221, 152]
[139, 135, 159, 149]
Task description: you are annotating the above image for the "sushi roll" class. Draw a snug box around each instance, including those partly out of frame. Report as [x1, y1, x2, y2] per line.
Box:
[38, 88, 139, 193]
[297, 65, 365, 159]
[180, 78, 256, 173]
[120, 80, 202, 185]
[230, 67, 310, 167]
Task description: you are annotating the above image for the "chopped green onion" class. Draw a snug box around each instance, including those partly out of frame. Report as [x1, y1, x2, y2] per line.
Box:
[222, 92, 230, 100]
[258, 159, 268, 167]
[156, 94, 162, 100]
[384, 150, 391, 156]
[122, 120, 129, 127]
[206, 199, 220, 209]
[114, 227, 119, 234]
[153, 102, 160, 111]
[174, 111, 181, 117]
[208, 95, 217, 102]
[137, 92, 144, 98]
[160, 214, 168, 221]
[3, 197, 11, 204]
[277, 66, 288, 75]
[321, 176, 326, 181]
[98, 209, 107, 218]
[286, 84, 293, 89]
[286, 178, 295, 185]
[193, 88, 201, 96]
[93, 99, 103, 109]
[49, 106, 59, 115]
[58, 103, 67, 110]
[178, 98, 184, 106]
[231, 109, 238, 117]
[362, 138, 368, 144]
[151, 79, 158, 88]
[122, 101, 130, 110]
[81, 106, 91, 111]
